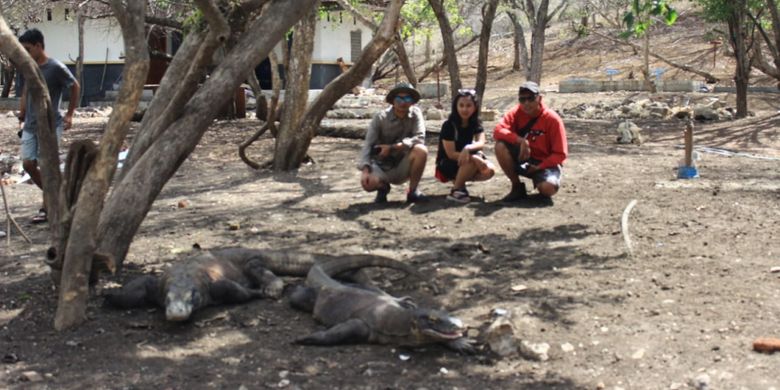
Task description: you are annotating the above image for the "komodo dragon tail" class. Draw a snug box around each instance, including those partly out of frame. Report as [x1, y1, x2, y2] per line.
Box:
[306, 255, 419, 290]
[207, 248, 341, 276]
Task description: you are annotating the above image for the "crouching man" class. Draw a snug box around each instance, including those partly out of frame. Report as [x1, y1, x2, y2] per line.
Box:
[494, 81, 568, 201]
[358, 82, 428, 203]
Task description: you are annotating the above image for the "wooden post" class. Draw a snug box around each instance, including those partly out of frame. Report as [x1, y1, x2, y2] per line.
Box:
[684, 119, 694, 167]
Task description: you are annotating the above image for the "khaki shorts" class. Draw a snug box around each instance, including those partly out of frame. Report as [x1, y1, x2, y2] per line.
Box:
[371, 153, 412, 185]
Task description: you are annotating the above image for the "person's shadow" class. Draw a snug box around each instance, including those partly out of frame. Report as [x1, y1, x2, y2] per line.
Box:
[472, 194, 554, 217]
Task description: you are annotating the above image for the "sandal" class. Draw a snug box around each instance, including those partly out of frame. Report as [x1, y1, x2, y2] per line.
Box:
[31, 208, 47, 224]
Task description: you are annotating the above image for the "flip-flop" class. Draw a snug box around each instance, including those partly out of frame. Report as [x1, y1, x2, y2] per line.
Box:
[31, 209, 47, 224]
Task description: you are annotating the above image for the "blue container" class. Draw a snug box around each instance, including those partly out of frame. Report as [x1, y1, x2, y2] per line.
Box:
[678, 165, 699, 179]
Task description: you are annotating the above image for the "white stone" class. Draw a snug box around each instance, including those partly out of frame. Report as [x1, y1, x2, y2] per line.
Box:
[631, 348, 646, 359]
[519, 341, 550, 361]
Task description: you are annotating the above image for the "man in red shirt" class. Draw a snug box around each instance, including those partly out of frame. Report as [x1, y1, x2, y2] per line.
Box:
[493, 81, 568, 201]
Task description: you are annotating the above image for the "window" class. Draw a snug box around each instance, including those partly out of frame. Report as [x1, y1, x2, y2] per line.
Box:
[350, 30, 362, 62]
[65, 8, 71, 21]
[46, 9, 52, 21]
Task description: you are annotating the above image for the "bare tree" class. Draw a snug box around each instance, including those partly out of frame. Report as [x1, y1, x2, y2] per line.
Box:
[272, 0, 405, 170]
[749, 0, 780, 85]
[274, 2, 319, 168]
[429, 0, 463, 96]
[95, 0, 319, 274]
[476, 0, 499, 102]
[728, 0, 753, 118]
[505, 0, 568, 83]
[506, 7, 529, 73]
[335, 0, 418, 86]
[53, 0, 148, 331]
[0, 11, 61, 257]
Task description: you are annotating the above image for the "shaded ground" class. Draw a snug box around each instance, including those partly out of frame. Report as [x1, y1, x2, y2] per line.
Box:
[1, 91, 779, 388]
[2, 9, 780, 388]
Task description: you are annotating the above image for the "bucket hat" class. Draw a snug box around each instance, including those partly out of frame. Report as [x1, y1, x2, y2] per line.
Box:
[386, 82, 421, 104]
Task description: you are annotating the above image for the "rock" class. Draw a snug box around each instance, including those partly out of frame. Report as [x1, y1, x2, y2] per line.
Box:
[631, 348, 645, 359]
[770, 266, 780, 273]
[177, 199, 190, 208]
[227, 221, 241, 231]
[694, 105, 719, 121]
[484, 316, 518, 357]
[561, 342, 575, 353]
[674, 109, 692, 119]
[481, 109, 499, 121]
[20, 371, 43, 382]
[691, 373, 710, 390]
[616, 120, 642, 145]
[519, 341, 550, 361]
[425, 108, 445, 120]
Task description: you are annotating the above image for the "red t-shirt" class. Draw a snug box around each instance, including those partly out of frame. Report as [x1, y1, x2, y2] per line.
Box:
[493, 101, 568, 169]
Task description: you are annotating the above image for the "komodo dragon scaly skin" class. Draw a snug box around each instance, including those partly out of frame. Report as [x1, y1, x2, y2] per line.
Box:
[104, 248, 413, 322]
[289, 258, 475, 353]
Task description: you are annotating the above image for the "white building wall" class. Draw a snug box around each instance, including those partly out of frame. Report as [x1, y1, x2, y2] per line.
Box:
[312, 12, 373, 64]
[27, 4, 124, 64]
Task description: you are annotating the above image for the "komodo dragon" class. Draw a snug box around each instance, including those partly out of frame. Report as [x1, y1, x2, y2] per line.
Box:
[289, 258, 475, 353]
[104, 247, 414, 322]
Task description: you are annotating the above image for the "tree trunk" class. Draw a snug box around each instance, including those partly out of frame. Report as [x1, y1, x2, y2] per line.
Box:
[334, 0, 416, 87]
[1, 64, 14, 97]
[527, 0, 551, 83]
[96, 0, 319, 269]
[53, 0, 149, 331]
[274, 2, 318, 170]
[76, 8, 85, 106]
[476, 0, 499, 102]
[728, 0, 750, 118]
[507, 11, 529, 73]
[273, 0, 404, 170]
[770, 0, 780, 86]
[643, 32, 655, 92]
[417, 35, 480, 82]
[0, 17, 61, 252]
[750, 0, 780, 85]
[393, 36, 418, 87]
[429, 0, 462, 97]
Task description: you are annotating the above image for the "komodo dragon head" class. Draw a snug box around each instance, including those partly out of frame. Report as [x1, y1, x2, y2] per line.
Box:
[164, 280, 205, 322]
[410, 308, 466, 342]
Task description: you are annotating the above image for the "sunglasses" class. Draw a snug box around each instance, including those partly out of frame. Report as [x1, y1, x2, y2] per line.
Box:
[394, 95, 415, 103]
[518, 95, 537, 103]
[457, 88, 476, 97]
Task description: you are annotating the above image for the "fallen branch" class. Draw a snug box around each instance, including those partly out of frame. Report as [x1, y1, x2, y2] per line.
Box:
[0, 181, 33, 245]
[621, 199, 638, 257]
[591, 30, 719, 83]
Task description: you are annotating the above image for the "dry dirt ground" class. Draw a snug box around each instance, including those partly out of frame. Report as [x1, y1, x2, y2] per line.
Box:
[2, 12, 780, 389]
[1, 87, 779, 389]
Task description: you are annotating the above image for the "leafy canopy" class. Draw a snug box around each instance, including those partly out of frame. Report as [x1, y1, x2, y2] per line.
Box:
[622, 0, 678, 37]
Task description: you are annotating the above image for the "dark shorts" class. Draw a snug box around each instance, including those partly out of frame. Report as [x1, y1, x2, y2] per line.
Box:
[503, 142, 562, 188]
[435, 159, 459, 182]
[435, 151, 487, 183]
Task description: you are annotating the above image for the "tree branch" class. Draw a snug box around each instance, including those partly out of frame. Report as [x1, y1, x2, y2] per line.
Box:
[591, 30, 719, 83]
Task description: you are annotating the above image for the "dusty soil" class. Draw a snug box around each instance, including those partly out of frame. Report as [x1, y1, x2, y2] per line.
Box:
[2, 12, 780, 390]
